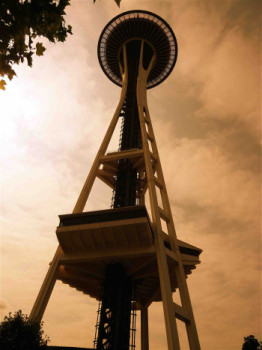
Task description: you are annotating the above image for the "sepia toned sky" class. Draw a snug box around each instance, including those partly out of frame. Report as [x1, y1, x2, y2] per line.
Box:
[0, 0, 261, 349]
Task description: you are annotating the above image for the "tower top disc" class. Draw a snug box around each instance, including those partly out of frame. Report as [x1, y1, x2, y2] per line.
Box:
[98, 10, 178, 89]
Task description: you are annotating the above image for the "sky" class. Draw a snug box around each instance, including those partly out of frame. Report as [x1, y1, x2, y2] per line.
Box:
[0, 0, 261, 349]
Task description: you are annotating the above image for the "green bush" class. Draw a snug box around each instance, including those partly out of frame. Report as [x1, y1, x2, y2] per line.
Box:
[242, 335, 261, 350]
[0, 310, 49, 350]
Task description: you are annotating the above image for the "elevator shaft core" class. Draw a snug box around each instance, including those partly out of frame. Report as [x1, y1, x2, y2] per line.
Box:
[113, 40, 143, 208]
[97, 39, 154, 350]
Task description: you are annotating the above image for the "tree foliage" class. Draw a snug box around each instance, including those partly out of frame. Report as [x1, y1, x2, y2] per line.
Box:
[242, 335, 261, 350]
[94, 0, 121, 6]
[0, 0, 121, 90]
[0, 0, 73, 90]
[0, 310, 49, 350]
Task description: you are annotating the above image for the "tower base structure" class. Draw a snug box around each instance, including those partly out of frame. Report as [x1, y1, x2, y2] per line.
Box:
[56, 205, 201, 309]
[30, 10, 202, 350]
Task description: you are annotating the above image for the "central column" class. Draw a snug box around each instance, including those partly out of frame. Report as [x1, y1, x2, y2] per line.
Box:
[96, 39, 154, 350]
[113, 40, 142, 208]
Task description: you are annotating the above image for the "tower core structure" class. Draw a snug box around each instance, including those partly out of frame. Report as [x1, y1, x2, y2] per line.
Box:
[30, 10, 202, 350]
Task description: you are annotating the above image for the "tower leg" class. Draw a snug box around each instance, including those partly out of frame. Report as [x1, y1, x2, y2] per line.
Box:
[29, 68, 129, 323]
[141, 307, 149, 350]
[156, 243, 181, 350]
[29, 247, 62, 322]
[136, 53, 181, 350]
[175, 263, 201, 350]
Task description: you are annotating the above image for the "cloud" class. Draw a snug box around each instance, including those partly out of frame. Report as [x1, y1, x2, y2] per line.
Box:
[0, 301, 7, 310]
[196, 27, 260, 135]
[155, 133, 260, 231]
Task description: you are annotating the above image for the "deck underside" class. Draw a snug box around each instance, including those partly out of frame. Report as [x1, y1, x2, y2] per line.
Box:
[56, 206, 201, 309]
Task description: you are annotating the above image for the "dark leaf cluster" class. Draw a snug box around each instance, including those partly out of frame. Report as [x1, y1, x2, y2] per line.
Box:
[93, 0, 121, 6]
[0, 310, 49, 350]
[0, 0, 72, 90]
[242, 335, 262, 350]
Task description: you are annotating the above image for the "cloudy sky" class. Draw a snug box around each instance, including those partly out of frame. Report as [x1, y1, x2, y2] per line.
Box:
[0, 0, 261, 349]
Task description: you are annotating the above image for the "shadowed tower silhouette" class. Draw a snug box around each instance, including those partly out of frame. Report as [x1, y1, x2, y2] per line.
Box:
[30, 10, 202, 350]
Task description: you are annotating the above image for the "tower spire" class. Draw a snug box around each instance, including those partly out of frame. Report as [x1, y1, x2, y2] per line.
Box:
[30, 10, 202, 350]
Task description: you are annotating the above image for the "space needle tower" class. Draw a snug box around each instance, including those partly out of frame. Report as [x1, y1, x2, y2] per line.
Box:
[30, 10, 202, 350]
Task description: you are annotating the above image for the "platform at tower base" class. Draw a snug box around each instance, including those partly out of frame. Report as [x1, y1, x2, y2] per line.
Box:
[56, 205, 201, 310]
